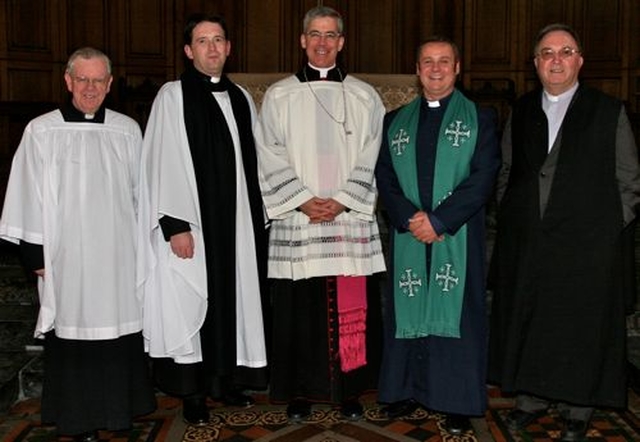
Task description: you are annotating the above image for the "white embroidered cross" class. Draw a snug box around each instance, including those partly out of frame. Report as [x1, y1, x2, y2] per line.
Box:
[435, 263, 459, 292]
[399, 268, 422, 297]
[391, 129, 410, 156]
[445, 120, 471, 147]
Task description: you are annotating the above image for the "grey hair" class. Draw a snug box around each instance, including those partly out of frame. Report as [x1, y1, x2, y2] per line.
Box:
[303, 6, 344, 34]
[66, 47, 112, 75]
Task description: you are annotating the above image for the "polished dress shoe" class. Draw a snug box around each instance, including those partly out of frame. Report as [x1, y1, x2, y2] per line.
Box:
[287, 398, 312, 421]
[380, 399, 420, 419]
[560, 419, 588, 441]
[443, 413, 472, 435]
[222, 390, 255, 407]
[183, 396, 209, 426]
[505, 408, 545, 431]
[340, 399, 364, 420]
[73, 430, 99, 442]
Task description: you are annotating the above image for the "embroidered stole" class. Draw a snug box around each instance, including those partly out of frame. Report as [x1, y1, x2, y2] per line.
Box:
[388, 90, 477, 338]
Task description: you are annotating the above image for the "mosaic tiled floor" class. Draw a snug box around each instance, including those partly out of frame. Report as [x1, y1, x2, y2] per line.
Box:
[0, 393, 486, 442]
[4, 391, 640, 441]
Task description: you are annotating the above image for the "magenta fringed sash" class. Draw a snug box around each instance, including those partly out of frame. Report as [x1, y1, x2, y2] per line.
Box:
[337, 276, 367, 372]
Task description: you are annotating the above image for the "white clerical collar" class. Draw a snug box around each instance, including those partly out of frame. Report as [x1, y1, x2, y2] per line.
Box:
[84, 113, 95, 119]
[543, 82, 579, 103]
[308, 63, 336, 79]
[210, 76, 221, 84]
[427, 100, 440, 108]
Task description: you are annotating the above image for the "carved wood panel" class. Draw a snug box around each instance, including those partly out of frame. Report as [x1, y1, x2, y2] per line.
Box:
[466, 0, 515, 69]
[66, 0, 108, 53]
[0, 0, 636, 122]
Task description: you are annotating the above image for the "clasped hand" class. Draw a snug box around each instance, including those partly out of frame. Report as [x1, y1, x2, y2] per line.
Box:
[409, 211, 444, 244]
[299, 197, 346, 223]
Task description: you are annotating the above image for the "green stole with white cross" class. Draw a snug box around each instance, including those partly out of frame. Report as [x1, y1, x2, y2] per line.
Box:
[388, 90, 477, 338]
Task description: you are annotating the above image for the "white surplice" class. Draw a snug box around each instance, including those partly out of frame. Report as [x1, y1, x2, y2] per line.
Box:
[0, 109, 143, 340]
[137, 80, 266, 366]
[254, 75, 387, 280]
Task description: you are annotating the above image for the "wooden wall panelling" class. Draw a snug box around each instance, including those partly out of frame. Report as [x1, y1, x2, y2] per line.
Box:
[122, 0, 174, 68]
[346, 0, 396, 73]
[276, 0, 306, 73]
[0, 5, 8, 100]
[463, 0, 519, 129]
[6, 62, 57, 102]
[117, 68, 173, 130]
[628, 0, 639, 132]
[65, 0, 109, 53]
[5, 0, 57, 61]
[113, 0, 176, 115]
[390, 0, 422, 74]
[577, 0, 623, 68]
[243, 0, 281, 72]
[1, 0, 64, 103]
[465, 0, 515, 71]
[630, 0, 640, 71]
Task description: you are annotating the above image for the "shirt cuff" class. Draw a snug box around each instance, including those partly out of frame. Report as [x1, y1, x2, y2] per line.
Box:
[159, 216, 191, 241]
[429, 214, 446, 236]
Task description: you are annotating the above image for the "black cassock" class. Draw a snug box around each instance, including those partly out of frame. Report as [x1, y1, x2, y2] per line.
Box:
[375, 93, 499, 416]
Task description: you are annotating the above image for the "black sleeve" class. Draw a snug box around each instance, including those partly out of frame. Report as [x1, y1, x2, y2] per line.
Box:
[159, 215, 191, 241]
[19, 240, 44, 272]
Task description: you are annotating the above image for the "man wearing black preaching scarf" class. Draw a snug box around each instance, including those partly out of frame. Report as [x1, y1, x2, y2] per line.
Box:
[138, 14, 269, 426]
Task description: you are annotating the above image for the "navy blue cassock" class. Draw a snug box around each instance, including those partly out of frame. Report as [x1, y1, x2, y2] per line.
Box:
[374, 92, 500, 416]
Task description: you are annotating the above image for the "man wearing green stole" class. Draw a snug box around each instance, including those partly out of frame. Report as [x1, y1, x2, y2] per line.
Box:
[375, 36, 500, 435]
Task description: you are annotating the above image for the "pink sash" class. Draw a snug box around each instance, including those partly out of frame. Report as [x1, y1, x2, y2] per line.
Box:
[337, 276, 367, 372]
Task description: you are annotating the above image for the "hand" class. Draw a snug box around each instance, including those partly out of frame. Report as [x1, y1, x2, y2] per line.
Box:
[170, 232, 195, 258]
[35, 268, 44, 277]
[408, 211, 444, 244]
[298, 197, 335, 224]
[320, 198, 347, 219]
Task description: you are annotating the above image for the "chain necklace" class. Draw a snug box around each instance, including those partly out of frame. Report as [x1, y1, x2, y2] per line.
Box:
[303, 66, 352, 135]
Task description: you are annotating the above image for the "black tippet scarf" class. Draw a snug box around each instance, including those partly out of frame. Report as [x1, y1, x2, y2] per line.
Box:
[179, 66, 265, 376]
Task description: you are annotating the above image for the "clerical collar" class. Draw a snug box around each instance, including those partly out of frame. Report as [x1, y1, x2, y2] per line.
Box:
[422, 92, 452, 110]
[187, 66, 229, 92]
[543, 82, 579, 104]
[296, 64, 345, 82]
[61, 102, 106, 123]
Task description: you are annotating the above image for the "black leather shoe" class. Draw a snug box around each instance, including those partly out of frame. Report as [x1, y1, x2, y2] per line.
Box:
[340, 399, 364, 420]
[560, 419, 588, 441]
[505, 409, 545, 431]
[73, 431, 99, 442]
[223, 390, 255, 407]
[380, 399, 420, 419]
[183, 396, 209, 426]
[443, 413, 472, 435]
[287, 398, 312, 421]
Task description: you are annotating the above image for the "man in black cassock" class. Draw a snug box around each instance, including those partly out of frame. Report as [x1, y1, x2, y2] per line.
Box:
[138, 14, 269, 426]
[489, 23, 640, 442]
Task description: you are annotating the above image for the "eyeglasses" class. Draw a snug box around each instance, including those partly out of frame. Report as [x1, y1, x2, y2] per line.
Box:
[72, 76, 110, 88]
[306, 31, 341, 41]
[536, 46, 580, 61]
